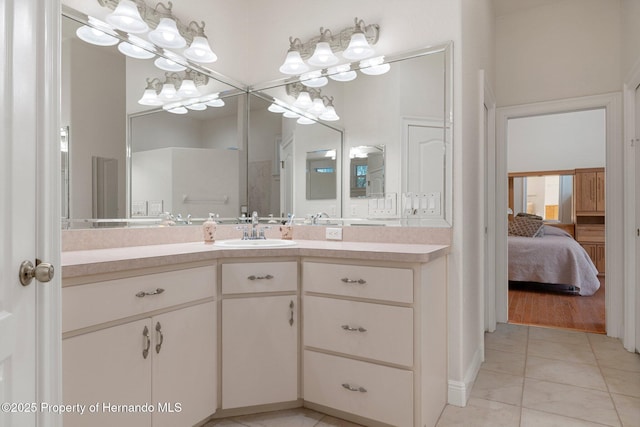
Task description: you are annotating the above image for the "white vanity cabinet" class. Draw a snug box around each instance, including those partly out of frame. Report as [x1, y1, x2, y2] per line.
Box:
[302, 257, 447, 427]
[221, 261, 298, 410]
[62, 264, 217, 427]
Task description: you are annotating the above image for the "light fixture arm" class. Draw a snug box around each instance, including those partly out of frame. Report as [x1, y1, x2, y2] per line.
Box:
[147, 70, 209, 91]
[97, 0, 209, 44]
[288, 17, 380, 60]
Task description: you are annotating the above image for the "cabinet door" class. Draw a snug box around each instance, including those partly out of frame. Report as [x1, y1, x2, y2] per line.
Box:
[582, 243, 598, 267]
[62, 319, 152, 427]
[575, 172, 597, 213]
[596, 244, 606, 274]
[596, 171, 605, 212]
[222, 295, 298, 409]
[152, 302, 217, 427]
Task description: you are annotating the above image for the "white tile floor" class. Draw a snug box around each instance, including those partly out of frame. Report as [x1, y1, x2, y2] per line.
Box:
[205, 324, 640, 427]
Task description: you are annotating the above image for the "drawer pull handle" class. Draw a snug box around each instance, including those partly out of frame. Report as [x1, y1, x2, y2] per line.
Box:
[341, 325, 367, 333]
[289, 300, 294, 326]
[341, 278, 366, 284]
[247, 274, 274, 281]
[155, 322, 164, 354]
[142, 326, 151, 359]
[342, 383, 367, 393]
[136, 288, 165, 298]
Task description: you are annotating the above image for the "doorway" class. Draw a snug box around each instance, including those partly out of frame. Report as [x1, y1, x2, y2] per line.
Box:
[493, 93, 624, 336]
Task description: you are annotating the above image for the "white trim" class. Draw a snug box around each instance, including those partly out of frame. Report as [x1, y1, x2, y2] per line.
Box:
[495, 93, 624, 337]
[37, 0, 63, 425]
[623, 58, 640, 352]
[479, 70, 497, 334]
[447, 347, 483, 407]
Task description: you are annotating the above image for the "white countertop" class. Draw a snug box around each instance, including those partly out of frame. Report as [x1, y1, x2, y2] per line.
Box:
[62, 239, 450, 279]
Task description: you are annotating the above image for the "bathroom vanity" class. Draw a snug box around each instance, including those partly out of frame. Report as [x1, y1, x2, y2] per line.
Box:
[61, 239, 448, 427]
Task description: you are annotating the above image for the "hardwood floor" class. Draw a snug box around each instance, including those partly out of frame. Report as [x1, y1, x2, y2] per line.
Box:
[508, 276, 605, 334]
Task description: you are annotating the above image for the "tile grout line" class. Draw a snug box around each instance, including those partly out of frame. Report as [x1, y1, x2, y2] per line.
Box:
[588, 333, 626, 427]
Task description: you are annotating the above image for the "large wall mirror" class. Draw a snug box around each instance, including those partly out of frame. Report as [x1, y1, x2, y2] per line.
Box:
[62, 4, 452, 228]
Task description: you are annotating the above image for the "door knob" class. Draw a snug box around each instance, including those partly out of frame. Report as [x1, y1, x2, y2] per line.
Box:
[19, 260, 54, 286]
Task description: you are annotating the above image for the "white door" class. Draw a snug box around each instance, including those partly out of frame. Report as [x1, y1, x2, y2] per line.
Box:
[405, 124, 445, 195]
[0, 1, 60, 425]
[280, 136, 294, 217]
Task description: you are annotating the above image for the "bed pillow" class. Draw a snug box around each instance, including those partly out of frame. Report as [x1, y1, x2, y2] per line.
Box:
[508, 216, 544, 237]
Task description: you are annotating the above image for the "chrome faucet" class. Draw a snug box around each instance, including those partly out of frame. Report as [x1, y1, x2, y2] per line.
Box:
[311, 212, 329, 225]
[239, 211, 268, 240]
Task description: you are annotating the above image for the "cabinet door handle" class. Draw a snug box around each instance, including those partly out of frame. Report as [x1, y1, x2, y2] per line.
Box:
[289, 300, 294, 326]
[247, 274, 274, 281]
[341, 324, 367, 333]
[155, 322, 164, 354]
[341, 278, 366, 284]
[342, 383, 367, 393]
[142, 326, 151, 359]
[136, 288, 165, 298]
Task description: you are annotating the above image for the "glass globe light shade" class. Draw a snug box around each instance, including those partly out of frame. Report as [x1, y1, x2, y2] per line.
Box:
[176, 79, 200, 98]
[76, 25, 119, 46]
[300, 71, 328, 88]
[319, 105, 340, 121]
[297, 116, 316, 125]
[148, 18, 186, 49]
[186, 102, 207, 111]
[158, 83, 180, 101]
[359, 56, 391, 76]
[293, 91, 313, 109]
[307, 41, 339, 67]
[106, 0, 148, 33]
[268, 102, 287, 113]
[184, 36, 218, 63]
[154, 54, 187, 72]
[165, 106, 188, 114]
[118, 36, 155, 59]
[279, 50, 309, 75]
[137, 88, 162, 106]
[342, 32, 374, 60]
[307, 98, 327, 116]
[204, 95, 225, 107]
[283, 110, 300, 119]
[328, 64, 357, 82]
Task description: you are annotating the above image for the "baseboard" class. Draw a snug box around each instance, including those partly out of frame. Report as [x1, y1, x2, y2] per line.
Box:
[448, 347, 483, 407]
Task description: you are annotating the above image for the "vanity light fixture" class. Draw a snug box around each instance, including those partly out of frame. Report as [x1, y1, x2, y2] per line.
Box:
[148, 17, 186, 48]
[105, 0, 148, 33]
[269, 82, 341, 124]
[137, 70, 209, 108]
[267, 99, 287, 113]
[297, 115, 316, 125]
[278, 17, 379, 77]
[307, 97, 328, 116]
[203, 94, 225, 107]
[279, 38, 310, 75]
[96, 0, 218, 65]
[342, 18, 375, 60]
[307, 29, 339, 67]
[137, 78, 163, 105]
[176, 79, 200, 98]
[293, 90, 313, 109]
[318, 98, 340, 121]
[162, 102, 188, 114]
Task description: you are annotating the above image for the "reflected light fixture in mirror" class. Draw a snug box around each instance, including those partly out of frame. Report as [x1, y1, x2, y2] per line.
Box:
[118, 35, 155, 59]
[148, 17, 186, 48]
[76, 17, 119, 46]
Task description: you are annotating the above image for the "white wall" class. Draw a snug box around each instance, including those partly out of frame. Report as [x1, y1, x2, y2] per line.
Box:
[495, 0, 621, 107]
[621, 0, 640, 80]
[508, 109, 606, 172]
[451, 0, 495, 405]
[131, 113, 202, 152]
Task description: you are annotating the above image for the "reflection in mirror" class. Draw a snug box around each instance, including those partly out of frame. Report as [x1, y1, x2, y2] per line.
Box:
[307, 150, 337, 200]
[61, 127, 70, 219]
[349, 145, 384, 198]
[130, 93, 246, 219]
[62, 9, 244, 226]
[254, 45, 452, 226]
[509, 174, 574, 223]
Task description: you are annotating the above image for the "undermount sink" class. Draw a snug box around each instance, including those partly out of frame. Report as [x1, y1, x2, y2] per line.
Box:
[214, 239, 297, 248]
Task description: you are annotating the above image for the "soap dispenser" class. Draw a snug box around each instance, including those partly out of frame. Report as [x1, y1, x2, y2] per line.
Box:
[203, 213, 217, 244]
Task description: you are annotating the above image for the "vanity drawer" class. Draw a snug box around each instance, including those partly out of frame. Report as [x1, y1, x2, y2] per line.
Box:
[304, 350, 413, 427]
[222, 261, 297, 294]
[304, 296, 413, 367]
[303, 262, 413, 303]
[62, 265, 216, 333]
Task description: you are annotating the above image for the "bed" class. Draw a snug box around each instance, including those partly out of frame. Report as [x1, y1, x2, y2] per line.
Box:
[508, 225, 600, 296]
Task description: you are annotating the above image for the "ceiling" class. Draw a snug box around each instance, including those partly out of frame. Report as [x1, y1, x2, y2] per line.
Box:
[493, 0, 564, 17]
